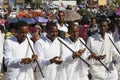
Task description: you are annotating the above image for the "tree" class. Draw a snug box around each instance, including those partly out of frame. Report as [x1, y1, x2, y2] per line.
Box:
[116, 0, 120, 3]
[31, 0, 42, 9]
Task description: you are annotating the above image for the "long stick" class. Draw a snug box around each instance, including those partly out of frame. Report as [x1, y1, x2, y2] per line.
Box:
[109, 36, 120, 54]
[78, 38, 111, 73]
[26, 36, 45, 78]
[57, 38, 90, 67]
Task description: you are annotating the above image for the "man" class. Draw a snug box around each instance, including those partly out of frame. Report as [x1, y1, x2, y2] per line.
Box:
[31, 24, 42, 43]
[0, 25, 5, 79]
[87, 17, 98, 37]
[35, 21, 78, 80]
[0, 25, 5, 71]
[3, 21, 37, 80]
[114, 25, 120, 80]
[34, 21, 64, 80]
[56, 11, 68, 39]
[62, 22, 91, 80]
[5, 23, 16, 39]
[87, 20, 120, 80]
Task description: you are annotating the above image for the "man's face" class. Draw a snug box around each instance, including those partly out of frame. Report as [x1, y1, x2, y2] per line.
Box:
[99, 21, 108, 34]
[92, 18, 97, 25]
[47, 26, 58, 41]
[58, 12, 65, 22]
[69, 25, 79, 41]
[16, 26, 29, 42]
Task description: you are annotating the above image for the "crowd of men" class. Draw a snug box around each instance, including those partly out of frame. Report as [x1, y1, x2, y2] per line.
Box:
[1, 4, 120, 80]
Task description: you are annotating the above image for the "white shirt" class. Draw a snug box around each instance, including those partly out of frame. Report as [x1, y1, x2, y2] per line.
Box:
[63, 37, 90, 80]
[56, 23, 68, 32]
[114, 33, 120, 80]
[87, 32, 120, 80]
[34, 36, 73, 80]
[34, 36, 62, 80]
[3, 36, 35, 80]
[0, 31, 4, 64]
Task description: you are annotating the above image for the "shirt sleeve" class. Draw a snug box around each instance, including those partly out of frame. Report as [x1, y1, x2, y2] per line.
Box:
[34, 40, 51, 66]
[3, 40, 22, 68]
[86, 37, 95, 65]
[112, 46, 120, 63]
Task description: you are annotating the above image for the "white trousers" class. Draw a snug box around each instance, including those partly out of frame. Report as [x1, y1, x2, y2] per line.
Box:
[90, 65, 118, 80]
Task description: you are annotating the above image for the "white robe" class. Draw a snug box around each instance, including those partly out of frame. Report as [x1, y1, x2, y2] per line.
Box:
[54, 38, 74, 80]
[56, 23, 68, 32]
[0, 31, 4, 72]
[3, 37, 36, 80]
[34, 37, 62, 80]
[63, 37, 90, 80]
[87, 32, 120, 80]
[114, 33, 120, 80]
[34, 37, 74, 80]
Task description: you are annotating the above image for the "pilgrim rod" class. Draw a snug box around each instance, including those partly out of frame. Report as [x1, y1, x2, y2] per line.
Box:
[78, 38, 111, 73]
[57, 38, 90, 67]
[26, 36, 45, 78]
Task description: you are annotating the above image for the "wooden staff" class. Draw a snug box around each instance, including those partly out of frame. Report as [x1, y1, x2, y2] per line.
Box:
[78, 38, 111, 73]
[57, 38, 90, 67]
[109, 36, 120, 54]
[26, 36, 45, 78]
[16, 15, 45, 77]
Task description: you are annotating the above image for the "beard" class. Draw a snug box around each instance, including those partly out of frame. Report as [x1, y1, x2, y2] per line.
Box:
[58, 20, 65, 24]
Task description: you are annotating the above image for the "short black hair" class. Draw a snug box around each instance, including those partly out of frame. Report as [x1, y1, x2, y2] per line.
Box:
[58, 11, 65, 17]
[8, 23, 15, 31]
[68, 22, 78, 32]
[46, 21, 57, 32]
[14, 20, 28, 30]
[99, 19, 109, 25]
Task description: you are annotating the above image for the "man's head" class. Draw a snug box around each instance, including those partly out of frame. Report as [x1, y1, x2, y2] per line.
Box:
[15, 21, 29, 43]
[34, 24, 42, 34]
[91, 17, 97, 25]
[68, 22, 79, 42]
[58, 11, 65, 23]
[46, 21, 58, 41]
[99, 20, 109, 35]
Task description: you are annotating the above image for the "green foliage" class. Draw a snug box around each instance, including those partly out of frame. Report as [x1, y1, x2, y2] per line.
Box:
[109, 4, 116, 10]
[31, 0, 42, 9]
[116, 0, 120, 3]
[77, 9, 87, 16]
[109, 0, 120, 10]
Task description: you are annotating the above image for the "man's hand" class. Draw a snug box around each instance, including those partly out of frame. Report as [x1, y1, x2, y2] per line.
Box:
[20, 58, 32, 64]
[78, 48, 86, 56]
[88, 53, 96, 59]
[72, 48, 86, 59]
[32, 54, 38, 62]
[95, 55, 106, 60]
[72, 52, 80, 59]
[88, 53, 106, 60]
[50, 56, 63, 64]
